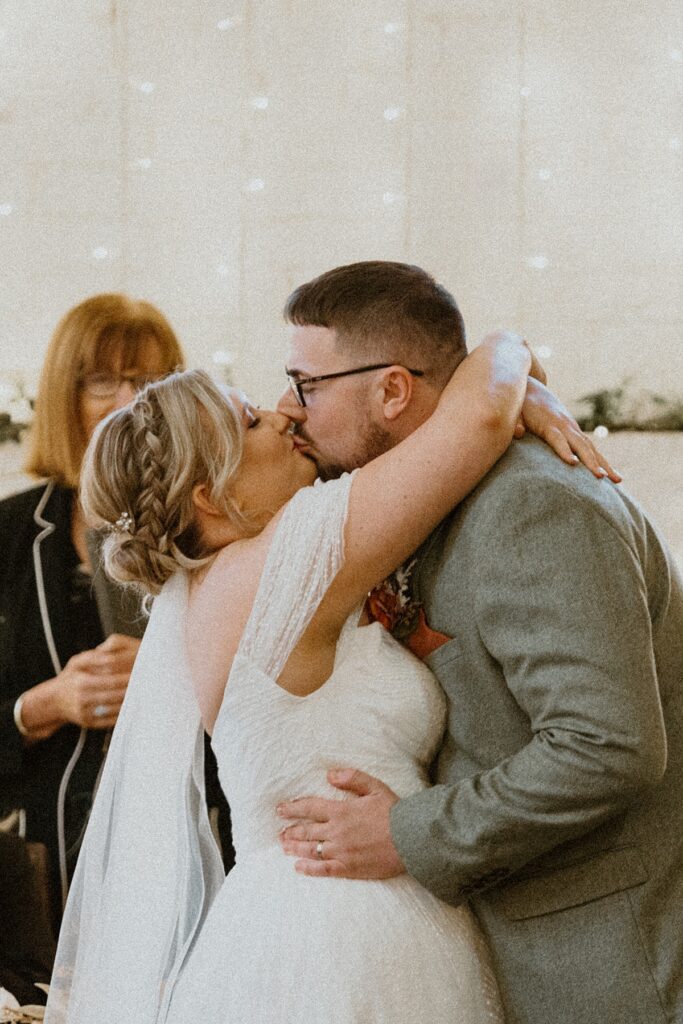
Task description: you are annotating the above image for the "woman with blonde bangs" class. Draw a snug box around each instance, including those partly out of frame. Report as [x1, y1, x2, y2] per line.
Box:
[47, 338, 616, 1024]
[0, 293, 188, 940]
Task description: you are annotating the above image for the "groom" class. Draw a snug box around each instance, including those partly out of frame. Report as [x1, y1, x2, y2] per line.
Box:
[275, 261, 683, 1024]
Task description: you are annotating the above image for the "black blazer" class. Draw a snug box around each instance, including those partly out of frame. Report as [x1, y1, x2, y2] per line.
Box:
[0, 833, 55, 1004]
[0, 483, 233, 928]
[0, 483, 107, 926]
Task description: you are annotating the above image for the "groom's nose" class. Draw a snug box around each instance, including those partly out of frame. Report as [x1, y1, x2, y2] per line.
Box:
[276, 387, 306, 425]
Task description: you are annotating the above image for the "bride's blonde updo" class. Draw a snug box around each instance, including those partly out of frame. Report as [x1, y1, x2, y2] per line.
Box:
[80, 369, 251, 595]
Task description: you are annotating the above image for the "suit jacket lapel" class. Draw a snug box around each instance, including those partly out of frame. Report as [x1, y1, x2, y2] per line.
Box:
[31, 482, 75, 675]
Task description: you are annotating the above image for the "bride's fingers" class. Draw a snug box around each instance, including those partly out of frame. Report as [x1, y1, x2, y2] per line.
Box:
[543, 423, 622, 483]
[567, 432, 622, 482]
[543, 426, 581, 466]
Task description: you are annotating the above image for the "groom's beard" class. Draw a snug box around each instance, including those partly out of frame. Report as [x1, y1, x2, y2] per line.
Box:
[297, 413, 393, 481]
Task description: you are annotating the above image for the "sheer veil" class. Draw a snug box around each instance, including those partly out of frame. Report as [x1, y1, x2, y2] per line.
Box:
[45, 571, 225, 1024]
[45, 473, 355, 1024]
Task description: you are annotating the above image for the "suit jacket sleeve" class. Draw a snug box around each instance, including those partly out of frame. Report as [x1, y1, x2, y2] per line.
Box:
[390, 473, 668, 905]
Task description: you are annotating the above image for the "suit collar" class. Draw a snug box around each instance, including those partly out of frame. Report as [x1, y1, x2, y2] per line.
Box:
[31, 481, 77, 675]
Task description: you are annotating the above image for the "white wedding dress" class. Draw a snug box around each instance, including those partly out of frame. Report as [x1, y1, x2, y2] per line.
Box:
[47, 474, 503, 1024]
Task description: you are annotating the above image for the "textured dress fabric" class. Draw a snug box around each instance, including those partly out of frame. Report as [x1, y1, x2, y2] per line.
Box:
[47, 473, 503, 1023]
[167, 474, 503, 1023]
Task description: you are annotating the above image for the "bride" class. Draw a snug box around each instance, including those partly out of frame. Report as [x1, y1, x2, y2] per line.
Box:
[46, 331, 606, 1023]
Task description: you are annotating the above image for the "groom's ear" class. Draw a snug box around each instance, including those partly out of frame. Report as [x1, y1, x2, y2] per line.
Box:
[377, 367, 415, 422]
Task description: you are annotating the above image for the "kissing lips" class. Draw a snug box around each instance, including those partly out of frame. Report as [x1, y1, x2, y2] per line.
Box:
[292, 435, 313, 454]
[291, 437, 318, 465]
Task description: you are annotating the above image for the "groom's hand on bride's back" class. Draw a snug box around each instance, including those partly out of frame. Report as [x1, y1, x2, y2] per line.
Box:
[277, 769, 405, 879]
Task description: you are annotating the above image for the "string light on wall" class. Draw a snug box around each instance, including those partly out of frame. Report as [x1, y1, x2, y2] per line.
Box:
[128, 78, 156, 96]
[520, 86, 531, 98]
[251, 97, 269, 110]
[670, 49, 682, 62]
[92, 247, 110, 260]
[594, 425, 609, 439]
[536, 345, 553, 360]
[382, 191, 402, 205]
[244, 178, 265, 192]
[0, 204, 13, 216]
[134, 158, 152, 169]
[216, 263, 230, 276]
[537, 169, 551, 181]
[383, 106, 403, 121]
[527, 255, 548, 270]
[669, 137, 680, 151]
[384, 22, 404, 34]
[217, 17, 242, 31]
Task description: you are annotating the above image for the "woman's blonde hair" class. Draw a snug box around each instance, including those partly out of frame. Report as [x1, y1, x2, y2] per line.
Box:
[80, 369, 253, 595]
[26, 293, 184, 487]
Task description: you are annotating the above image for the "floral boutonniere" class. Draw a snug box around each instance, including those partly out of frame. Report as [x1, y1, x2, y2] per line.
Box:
[367, 558, 452, 660]
[367, 557, 421, 640]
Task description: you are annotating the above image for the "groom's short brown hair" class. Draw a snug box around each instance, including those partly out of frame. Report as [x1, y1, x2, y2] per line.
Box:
[284, 261, 467, 388]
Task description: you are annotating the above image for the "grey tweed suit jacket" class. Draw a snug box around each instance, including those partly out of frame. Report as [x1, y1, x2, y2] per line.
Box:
[390, 435, 683, 1024]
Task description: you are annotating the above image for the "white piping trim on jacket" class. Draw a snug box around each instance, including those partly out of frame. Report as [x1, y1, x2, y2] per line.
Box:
[32, 480, 62, 676]
[32, 480, 87, 911]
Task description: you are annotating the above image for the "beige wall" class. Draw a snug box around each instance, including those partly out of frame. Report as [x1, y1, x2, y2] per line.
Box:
[1, 0, 681, 410]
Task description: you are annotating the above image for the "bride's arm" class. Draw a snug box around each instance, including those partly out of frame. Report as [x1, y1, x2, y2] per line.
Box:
[315, 331, 530, 632]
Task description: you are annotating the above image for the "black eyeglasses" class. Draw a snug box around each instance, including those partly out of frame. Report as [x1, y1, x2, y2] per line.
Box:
[79, 372, 163, 399]
[286, 363, 424, 408]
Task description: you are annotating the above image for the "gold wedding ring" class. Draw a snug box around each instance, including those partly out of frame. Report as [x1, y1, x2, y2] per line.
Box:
[315, 840, 324, 860]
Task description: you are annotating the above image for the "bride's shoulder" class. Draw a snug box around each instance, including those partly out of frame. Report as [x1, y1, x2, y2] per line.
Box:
[184, 533, 274, 725]
[185, 479, 333, 636]
[190, 537, 263, 614]
[187, 506, 287, 628]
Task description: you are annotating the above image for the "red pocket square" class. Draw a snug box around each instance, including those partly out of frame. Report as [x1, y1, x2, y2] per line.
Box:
[367, 563, 453, 662]
[404, 607, 452, 660]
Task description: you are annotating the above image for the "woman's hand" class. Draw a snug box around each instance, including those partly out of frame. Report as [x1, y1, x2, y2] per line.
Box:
[518, 378, 621, 481]
[53, 634, 140, 729]
[20, 634, 141, 738]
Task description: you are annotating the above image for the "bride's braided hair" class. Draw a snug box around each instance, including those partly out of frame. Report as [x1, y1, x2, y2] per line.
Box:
[80, 369, 251, 595]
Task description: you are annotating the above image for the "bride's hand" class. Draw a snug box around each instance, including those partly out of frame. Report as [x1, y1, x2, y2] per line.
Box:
[525, 341, 547, 385]
[517, 378, 622, 481]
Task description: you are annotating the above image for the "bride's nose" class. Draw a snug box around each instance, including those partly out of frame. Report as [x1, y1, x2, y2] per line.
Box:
[268, 411, 293, 434]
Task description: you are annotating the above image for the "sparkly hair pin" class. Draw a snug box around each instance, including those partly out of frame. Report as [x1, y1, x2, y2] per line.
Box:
[114, 511, 135, 534]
